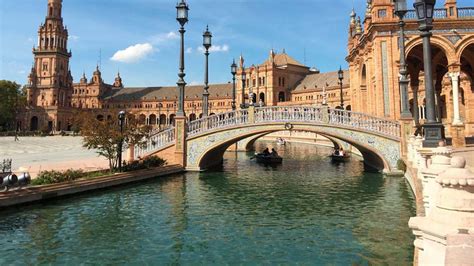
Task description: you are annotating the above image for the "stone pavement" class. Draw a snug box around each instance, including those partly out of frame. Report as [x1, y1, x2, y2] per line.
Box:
[0, 136, 109, 178]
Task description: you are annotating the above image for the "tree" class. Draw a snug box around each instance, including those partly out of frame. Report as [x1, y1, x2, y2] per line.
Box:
[75, 111, 152, 171]
[0, 80, 26, 131]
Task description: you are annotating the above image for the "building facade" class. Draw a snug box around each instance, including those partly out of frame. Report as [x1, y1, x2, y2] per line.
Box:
[347, 0, 474, 145]
[20, 0, 350, 132]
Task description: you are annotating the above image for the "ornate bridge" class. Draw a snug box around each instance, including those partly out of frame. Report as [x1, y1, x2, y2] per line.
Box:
[129, 106, 402, 173]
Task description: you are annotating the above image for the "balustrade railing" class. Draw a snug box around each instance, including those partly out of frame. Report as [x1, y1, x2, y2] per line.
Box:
[405, 8, 447, 20]
[134, 106, 400, 160]
[187, 109, 249, 137]
[458, 7, 474, 18]
[255, 106, 324, 123]
[134, 127, 175, 159]
[329, 109, 400, 138]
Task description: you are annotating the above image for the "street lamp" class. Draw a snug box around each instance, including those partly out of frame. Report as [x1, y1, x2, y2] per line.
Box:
[413, 0, 444, 147]
[337, 66, 344, 109]
[176, 0, 189, 117]
[118, 110, 126, 172]
[202, 25, 212, 117]
[240, 69, 247, 109]
[394, 0, 412, 119]
[231, 59, 237, 110]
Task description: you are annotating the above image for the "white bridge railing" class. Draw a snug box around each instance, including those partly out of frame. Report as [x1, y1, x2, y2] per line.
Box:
[133, 106, 400, 159]
[134, 127, 175, 159]
[188, 109, 249, 137]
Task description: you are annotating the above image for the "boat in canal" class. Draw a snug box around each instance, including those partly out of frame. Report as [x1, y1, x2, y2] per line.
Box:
[330, 153, 351, 162]
[254, 153, 283, 164]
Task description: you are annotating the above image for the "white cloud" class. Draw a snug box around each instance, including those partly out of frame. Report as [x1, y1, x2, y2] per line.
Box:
[110, 43, 154, 63]
[189, 81, 201, 86]
[197, 44, 230, 53]
[185, 47, 193, 54]
[69, 35, 80, 41]
[150, 31, 179, 44]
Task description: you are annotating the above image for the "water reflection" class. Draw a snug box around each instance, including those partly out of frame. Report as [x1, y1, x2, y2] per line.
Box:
[0, 141, 415, 265]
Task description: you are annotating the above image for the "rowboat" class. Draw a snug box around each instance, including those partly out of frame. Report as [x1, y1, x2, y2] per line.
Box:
[254, 153, 283, 164]
[330, 153, 351, 162]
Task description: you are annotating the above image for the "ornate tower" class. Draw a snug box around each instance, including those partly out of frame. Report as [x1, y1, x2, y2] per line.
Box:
[27, 0, 72, 108]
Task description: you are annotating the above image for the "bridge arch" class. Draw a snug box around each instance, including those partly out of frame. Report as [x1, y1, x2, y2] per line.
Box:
[189, 124, 392, 173]
[136, 107, 401, 175]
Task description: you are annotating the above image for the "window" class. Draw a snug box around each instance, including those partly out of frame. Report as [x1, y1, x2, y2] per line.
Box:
[282, 77, 285, 87]
[378, 9, 387, 18]
[449, 7, 454, 16]
[42, 63, 48, 71]
[262, 77, 265, 86]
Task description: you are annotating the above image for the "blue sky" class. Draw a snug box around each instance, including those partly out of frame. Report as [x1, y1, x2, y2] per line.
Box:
[0, 0, 471, 87]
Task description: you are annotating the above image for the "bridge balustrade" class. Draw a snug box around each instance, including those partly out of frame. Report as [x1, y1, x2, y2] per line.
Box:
[134, 127, 175, 159]
[132, 106, 400, 160]
[187, 109, 249, 137]
[255, 106, 324, 123]
[458, 7, 474, 18]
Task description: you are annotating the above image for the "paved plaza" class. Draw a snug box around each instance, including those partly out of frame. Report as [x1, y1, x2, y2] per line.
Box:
[0, 136, 109, 178]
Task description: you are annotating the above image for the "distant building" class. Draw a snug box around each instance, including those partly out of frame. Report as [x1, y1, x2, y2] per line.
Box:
[23, 0, 474, 147]
[20, 0, 349, 132]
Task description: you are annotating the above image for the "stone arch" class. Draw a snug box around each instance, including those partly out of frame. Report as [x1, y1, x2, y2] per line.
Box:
[159, 114, 167, 126]
[259, 92, 265, 103]
[360, 64, 367, 89]
[405, 35, 456, 65]
[456, 35, 474, 64]
[149, 114, 157, 125]
[189, 113, 197, 121]
[96, 115, 104, 121]
[169, 114, 176, 126]
[30, 116, 39, 131]
[138, 114, 146, 125]
[186, 123, 399, 173]
[278, 91, 285, 102]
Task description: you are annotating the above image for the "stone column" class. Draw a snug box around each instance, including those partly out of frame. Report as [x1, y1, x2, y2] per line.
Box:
[174, 116, 187, 167]
[420, 144, 452, 215]
[449, 72, 462, 125]
[248, 105, 255, 124]
[409, 156, 474, 265]
[127, 144, 135, 162]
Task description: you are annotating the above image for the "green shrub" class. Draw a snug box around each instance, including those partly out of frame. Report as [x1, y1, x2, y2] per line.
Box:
[397, 159, 407, 173]
[32, 169, 84, 185]
[123, 156, 166, 172]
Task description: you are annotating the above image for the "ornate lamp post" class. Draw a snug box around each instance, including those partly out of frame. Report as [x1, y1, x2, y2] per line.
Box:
[202, 25, 212, 117]
[176, 0, 189, 117]
[337, 66, 344, 109]
[231, 59, 237, 110]
[414, 0, 444, 147]
[394, 0, 412, 119]
[240, 69, 247, 109]
[118, 110, 126, 172]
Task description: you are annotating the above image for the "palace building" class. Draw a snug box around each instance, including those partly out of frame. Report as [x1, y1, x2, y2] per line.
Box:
[347, 0, 474, 146]
[20, 0, 474, 147]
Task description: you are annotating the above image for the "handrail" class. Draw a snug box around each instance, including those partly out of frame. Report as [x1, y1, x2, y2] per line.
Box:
[458, 7, 474, 18]
[134, 127, 175, 159]
[405, 8, 447, 20]
[133, 106, 401, 160]
[187, 109, 249, 137]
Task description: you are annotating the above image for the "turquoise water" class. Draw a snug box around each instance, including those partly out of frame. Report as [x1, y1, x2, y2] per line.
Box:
[0, 142, 416, 265]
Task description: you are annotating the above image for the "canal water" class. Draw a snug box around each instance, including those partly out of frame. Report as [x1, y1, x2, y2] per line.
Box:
[0, 142, 416, 265]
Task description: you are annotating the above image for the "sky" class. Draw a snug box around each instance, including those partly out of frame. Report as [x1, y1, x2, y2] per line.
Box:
[0, 0, 472, 87]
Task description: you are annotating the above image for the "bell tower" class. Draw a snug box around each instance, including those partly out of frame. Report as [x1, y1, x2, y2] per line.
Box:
[27, 0, 72, 108]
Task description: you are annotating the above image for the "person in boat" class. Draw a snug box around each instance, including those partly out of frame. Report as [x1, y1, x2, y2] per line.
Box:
[262, 148, 270, 156]
[270, 148, 279, 157]
[338, 148, 345, 156]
